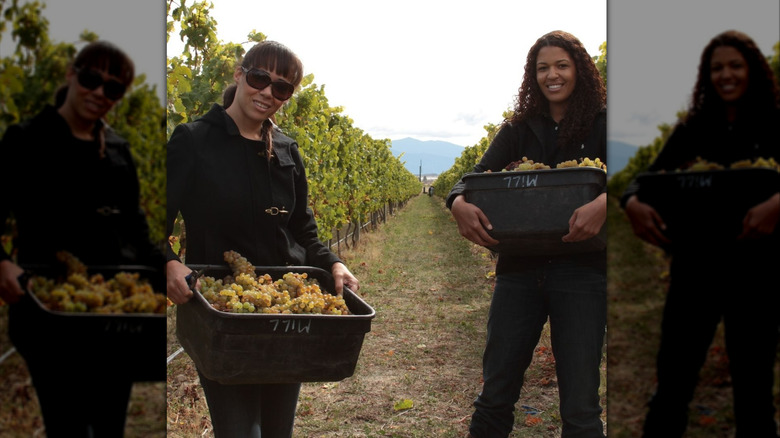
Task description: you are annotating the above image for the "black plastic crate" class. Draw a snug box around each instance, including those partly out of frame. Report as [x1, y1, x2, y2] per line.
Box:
[176, 265, 375, 385]
[462, 167, 607, 256]
[10, 265, 166, 382]
[636, 167, 780, 247]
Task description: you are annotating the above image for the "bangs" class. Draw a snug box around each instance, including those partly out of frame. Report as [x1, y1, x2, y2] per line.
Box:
[74, 41, 135, 86]
[243, 41, 303, 87]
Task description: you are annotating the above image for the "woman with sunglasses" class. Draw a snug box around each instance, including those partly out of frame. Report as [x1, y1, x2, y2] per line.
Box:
[166, 40, 359, 438]
[446, 30, 607, 438]
[0, 40, 165, 436]
[621, 30, 780, 438]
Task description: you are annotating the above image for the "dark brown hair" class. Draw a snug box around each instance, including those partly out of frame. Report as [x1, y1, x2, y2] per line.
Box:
[509, 30, 606, 148]
[686, 29, 779, 123]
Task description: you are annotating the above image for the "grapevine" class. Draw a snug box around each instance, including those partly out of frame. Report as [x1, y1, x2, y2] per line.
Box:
[198, 251, 351, 315]
[30, 251, 166, 314]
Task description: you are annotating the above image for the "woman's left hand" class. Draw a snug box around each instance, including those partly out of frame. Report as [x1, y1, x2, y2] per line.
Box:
[562, 192, 607, 242]
[738, 192, 780, 240]
[332, 262, 359, 296]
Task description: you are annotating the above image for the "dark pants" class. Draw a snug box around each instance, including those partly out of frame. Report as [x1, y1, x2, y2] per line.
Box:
[24, 358, 133, 437]
[469, 261, 607, 438]
[642, 251, 780, 438]
[198, 371, 301, 438]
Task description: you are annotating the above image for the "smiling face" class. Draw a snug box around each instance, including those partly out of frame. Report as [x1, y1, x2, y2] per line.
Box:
[228, 65, 291, 134]
[536, 45, 577, 120]
[710, 45, 749, 103]
[64, 67, 121, 123]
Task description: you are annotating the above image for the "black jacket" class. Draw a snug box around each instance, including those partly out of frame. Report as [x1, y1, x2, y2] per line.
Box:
[621, 109, 780, 207]
[446, 110, 607, 274]
[0, 105, 164, 267]
[166, 103, 341, 271]
[619, 109, 780, 256]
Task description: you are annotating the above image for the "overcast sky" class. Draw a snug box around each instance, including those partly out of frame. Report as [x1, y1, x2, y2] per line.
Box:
[609, 0, 779, 147]
[4, 1, 775, 151]
[167, 0, 607, 147]
[0, 0, 166, 105]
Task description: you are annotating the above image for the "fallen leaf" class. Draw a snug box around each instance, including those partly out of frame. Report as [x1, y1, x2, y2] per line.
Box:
[393, 399, 414, 411]
[524, 415, 543, 426]
[698, 415, 717, 426]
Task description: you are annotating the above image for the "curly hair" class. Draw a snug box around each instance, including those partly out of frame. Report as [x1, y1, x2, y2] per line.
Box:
[509, 30, 606, 149]
[686, 29, 780, 124]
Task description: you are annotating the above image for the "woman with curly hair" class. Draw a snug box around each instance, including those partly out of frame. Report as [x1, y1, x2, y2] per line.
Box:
[446, 30, 607, 437]
[621, 30, 780, 438]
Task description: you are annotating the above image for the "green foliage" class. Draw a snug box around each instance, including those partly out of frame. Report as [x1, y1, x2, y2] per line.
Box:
[166, 0, 420, 243]
[594, 41, 607, 87]
[432, 120, 501, 200]
[0, 0, 167, 245]
[606, 121, 675, 198]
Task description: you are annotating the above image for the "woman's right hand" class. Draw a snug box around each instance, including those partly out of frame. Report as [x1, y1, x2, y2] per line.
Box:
[450, 195, 500, 247]
[624, 194, 671, 247]
[167, 260, 194, 305]
[0, 260, 25, 304]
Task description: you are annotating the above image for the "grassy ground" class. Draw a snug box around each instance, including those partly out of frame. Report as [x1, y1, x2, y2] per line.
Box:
[606, 193, 780, 438]
[166, 193, 607, 437]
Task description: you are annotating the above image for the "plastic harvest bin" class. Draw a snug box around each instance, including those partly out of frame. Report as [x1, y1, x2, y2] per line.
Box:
[462, 167, 607, 256]
[636, 167, 780, 246]
[176, 265, 376, 385]
[9, 265, 166, 382]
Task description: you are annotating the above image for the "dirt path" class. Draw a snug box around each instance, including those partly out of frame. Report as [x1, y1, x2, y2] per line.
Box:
[167, 194, 592, 437]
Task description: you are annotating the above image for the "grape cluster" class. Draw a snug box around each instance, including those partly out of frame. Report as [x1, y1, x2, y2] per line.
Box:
[502, 157, 551, 172]
[30, 251, 166, 314]
[199, 252, 350, 315]
[729, 157, 780, 171]
[500, 157, 606, 172]
[678, 156, 780, 172]
[223, 250, 256, 280]
[556, 157, 607, 171]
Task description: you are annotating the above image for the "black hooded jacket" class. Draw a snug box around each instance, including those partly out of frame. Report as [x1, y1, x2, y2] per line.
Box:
[446, 110, 607, 274]
[166, 103, 341, 271]
[0, 105, 163, 267]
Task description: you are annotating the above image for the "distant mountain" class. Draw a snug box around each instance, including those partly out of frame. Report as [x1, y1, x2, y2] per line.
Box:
[607, 140, 638, 177]
[390, 137, 465, 176]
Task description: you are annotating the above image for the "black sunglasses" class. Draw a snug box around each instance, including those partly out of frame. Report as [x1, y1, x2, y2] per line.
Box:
[74, 67, 127, 101]
[241, 67, 295, 101]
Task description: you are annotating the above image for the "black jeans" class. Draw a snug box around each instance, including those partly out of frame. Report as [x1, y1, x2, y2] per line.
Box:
[469, 261, 606, 438]
[642, 251, 780, 438]
[198, 371, 301, 438]
[24, 358, 133, 437]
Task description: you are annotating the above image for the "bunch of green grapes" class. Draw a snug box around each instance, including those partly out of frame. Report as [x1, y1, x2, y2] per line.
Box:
[502, 157, 551, 172]
[56, 250, 88, 276]
[681, 157, 725, 171]
[223, 250, 256, 279]
[30, 256, 166, 314]
[199, 263, 350, 315]
[730, 157, 780, 171]
[555, 157, 607, 171]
